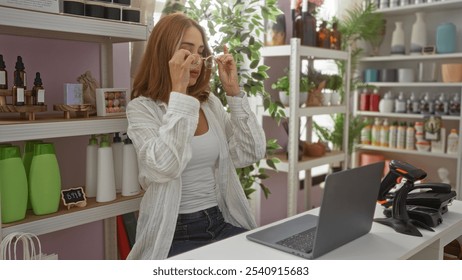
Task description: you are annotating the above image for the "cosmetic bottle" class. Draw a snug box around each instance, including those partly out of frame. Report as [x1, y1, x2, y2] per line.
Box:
[112, 132, 124, 193]
[29, 143, 61, 215]
[301, 0, 316, 47]
[371, 117, 381, 146]
[292, 0, 302, 39]
[32, 72, 45, 106]
[122, 134, 140, 196]
[380, 118, 389, 147]
[406, 122, 415, 150]
[12, 72, 25, 106]
[388, 121, 398, 149]
[96, 134, 116, 202]
[22, 140, 43, 209]
[360, 117, 372, 145]
[0, 145, 28, 223]
[394, 92, 406, 113]
[0, 54, 7, 90]
[447, 129, 459, 155]
[397, 122, 407, 150]
[85, 134, 99, 198]
[14, 56, 26, 89]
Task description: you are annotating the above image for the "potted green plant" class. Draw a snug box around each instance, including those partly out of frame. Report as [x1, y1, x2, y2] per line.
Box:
[271, 73, 309, 107]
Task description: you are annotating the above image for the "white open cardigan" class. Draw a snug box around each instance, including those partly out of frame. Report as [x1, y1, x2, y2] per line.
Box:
[126, 92, 266, 259]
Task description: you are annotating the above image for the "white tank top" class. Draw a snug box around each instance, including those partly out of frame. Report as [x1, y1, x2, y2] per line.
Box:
[179, 126, 219, 214]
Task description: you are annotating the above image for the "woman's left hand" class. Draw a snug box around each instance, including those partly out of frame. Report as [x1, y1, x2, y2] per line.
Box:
[216, 46, 240, 97]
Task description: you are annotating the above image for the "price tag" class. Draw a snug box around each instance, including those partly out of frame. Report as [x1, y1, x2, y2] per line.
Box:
[61, 187, 87, 210]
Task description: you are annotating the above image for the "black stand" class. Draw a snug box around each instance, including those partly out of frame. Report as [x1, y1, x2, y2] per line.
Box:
[374, 180, 434, 237]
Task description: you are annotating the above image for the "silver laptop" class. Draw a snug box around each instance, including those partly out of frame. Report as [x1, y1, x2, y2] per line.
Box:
[246, 162, 384, 259]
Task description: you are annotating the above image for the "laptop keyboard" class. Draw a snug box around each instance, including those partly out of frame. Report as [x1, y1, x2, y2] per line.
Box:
[276, 227, 316, 253]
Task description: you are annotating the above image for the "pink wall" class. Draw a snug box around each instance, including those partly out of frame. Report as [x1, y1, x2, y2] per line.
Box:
[1, 34, 130, 259]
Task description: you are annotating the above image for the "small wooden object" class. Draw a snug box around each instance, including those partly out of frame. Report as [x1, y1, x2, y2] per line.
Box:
[53, 104, 93, 119]
[61, 187, 87, 210]
[0, 89, 47, 120]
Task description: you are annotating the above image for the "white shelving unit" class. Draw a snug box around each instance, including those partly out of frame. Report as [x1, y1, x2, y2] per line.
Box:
[355, 0, 462, 199]
[0, 6, 147, 254]
[259, 38, 351, 217]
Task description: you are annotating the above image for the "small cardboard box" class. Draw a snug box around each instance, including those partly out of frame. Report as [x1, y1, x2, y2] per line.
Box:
[63, 83, 83, 105]
[0, 0, 60, 13]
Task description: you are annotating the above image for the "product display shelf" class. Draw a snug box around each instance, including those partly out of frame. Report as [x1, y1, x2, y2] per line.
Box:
[259, 38, 351, 217]
[0, 6, 147, 43]
[356, 0, 462, 200]
[360, 52, 462, 62]
[1, 193, 143, 238]
[355, 144, 458, 159]
[376, 0, 462, 16]
[0, 6, 148, 258]
[260, 150, 345, 173]
[0, 115, 128, 142]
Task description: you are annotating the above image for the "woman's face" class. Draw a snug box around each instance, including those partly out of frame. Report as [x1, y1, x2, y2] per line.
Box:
[178, 26, 205, 87]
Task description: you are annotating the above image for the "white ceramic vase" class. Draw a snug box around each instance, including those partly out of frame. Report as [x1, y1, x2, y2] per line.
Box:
[410, 12, 426, 55]
[390, 21, 405, 55]
[278, 91, 307, 106]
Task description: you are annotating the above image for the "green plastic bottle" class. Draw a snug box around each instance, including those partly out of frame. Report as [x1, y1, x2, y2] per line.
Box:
[22, 140, 43, 209]
[29, 143, 61, 215]
[0, 145, 28, 223]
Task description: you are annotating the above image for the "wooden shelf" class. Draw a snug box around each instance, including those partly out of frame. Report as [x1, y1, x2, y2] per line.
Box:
[355, 111, 460, 121]
[1, 193, 143, 238]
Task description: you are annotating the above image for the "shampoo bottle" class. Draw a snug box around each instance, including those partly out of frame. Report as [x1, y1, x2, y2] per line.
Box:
[0, 145, 28, 223]
[112, 132, 124, 193]
[96, 134, 116, 202]
[122, 134, 140, 196]
[29, 143, 61, 215]
[85, 134, 99, 198]
[22, 139, 43, 209]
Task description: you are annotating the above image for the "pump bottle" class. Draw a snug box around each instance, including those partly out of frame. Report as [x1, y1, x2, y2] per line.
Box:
[0, 145, 28, 223]
[96, 134, 116, 202]
[85, 134, 99, 198]
[112, 132, 123, 193]
[29, 142, 61, 215]
[122, 134, 140, 196]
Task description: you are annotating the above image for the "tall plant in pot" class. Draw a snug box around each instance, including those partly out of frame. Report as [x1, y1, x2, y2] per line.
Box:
[169, 0, 285, 198]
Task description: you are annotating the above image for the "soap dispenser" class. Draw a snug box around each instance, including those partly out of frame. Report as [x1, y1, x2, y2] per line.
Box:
[96, 134, 116, 202]
[85, 134, 99, 198]
[0, 145, 28, 223]
[29, 142, 61, 215]
[121, 133, 140, 196]
[112, 132, 123, 193]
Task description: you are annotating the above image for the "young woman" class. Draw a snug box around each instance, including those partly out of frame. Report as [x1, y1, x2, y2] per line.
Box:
[126, 13, 266, 259]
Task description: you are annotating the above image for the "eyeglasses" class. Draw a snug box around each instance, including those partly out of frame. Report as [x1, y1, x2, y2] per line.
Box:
[190, 54, 215, 70]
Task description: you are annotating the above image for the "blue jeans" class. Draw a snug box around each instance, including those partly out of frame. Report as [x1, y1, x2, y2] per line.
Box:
[167, 206, 247, 257]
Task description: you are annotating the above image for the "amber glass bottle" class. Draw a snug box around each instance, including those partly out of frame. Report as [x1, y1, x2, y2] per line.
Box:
[317, 21, 331, 48]
[330, 21, 342, 50]
[292, 0, 303, 40]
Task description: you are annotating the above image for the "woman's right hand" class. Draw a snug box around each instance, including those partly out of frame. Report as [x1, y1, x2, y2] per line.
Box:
[169, 49, 196, 94]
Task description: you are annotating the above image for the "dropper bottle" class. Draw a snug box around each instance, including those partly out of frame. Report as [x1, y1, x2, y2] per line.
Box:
[12, 72, 25, 106]
[14, 56, 26, 89]
[32, 72, 45, 106]
[0, 54, 7, 89]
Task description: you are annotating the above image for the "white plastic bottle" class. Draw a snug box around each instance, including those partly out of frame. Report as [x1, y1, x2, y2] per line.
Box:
[360, 117, 372, 145]
[371, 117, 381, 146]
[112, 132, 123, 193]
[380, 118, 389, 147]
[122, 134, 140, 196]
[397, 122, 406, 149]
[447, 129, 459, 154]
[388, 121, 398, 149]
[85, 135, 99, 198]
[406, 122, 415, 150]
[96, 134, 116, 202]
